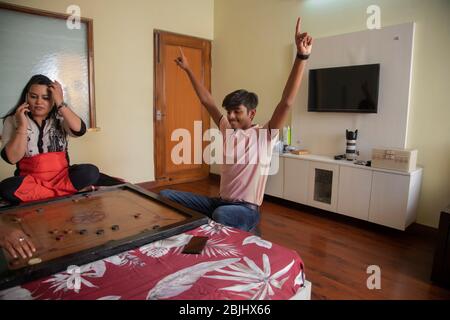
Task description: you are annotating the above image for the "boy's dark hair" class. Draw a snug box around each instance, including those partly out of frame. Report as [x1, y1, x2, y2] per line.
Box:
[222, 89, 258, 112]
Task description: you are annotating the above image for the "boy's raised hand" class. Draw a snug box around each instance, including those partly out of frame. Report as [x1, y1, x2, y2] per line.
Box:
[174, 47, 190, 71]
[295, 17, 313, 55]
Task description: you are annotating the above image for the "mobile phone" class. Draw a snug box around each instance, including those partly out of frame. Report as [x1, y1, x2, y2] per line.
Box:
[24, 94, 31, 115]
[182, 236, 208, 254]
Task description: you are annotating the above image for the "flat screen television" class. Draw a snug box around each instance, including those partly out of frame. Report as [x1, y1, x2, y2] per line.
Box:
[308, 64, 380, 113]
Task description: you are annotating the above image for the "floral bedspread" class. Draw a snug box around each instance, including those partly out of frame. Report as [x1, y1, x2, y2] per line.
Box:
[0, 221, 305, 300]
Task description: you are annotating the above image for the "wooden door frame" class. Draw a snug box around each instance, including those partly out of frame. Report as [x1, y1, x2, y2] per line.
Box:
[153, 30, 212, 187]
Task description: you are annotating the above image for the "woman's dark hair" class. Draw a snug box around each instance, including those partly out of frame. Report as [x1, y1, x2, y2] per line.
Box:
[222, 89, 258, 112]
[2, 74, 55, 121]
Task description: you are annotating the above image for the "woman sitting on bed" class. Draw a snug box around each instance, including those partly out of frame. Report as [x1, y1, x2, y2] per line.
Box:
[0, 74, 99, 259]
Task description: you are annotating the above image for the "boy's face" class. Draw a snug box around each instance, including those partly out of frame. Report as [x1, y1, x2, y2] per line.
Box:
[226, 105, 256, 130]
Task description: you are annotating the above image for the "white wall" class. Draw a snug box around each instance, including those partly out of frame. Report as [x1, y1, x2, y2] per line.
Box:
[292, 23, 415, 160]
[213, 0, 450, 228]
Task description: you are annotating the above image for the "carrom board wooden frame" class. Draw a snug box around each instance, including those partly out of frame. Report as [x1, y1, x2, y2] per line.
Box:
[0, 183, 209, 290]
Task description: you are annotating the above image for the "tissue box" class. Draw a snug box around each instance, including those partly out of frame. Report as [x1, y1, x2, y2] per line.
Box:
[371, 148, 417, 172]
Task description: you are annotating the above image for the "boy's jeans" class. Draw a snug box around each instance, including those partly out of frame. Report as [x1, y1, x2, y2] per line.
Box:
[159, 189, 260, 232]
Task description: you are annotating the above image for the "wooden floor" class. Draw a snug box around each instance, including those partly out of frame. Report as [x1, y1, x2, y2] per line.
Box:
[145, 177, 450, 300]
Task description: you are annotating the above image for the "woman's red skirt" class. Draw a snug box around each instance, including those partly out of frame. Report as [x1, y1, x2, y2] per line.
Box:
[14, 152, 77, 202]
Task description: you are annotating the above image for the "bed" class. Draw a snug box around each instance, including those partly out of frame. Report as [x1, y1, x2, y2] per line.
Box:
[0, 219, 311, 300]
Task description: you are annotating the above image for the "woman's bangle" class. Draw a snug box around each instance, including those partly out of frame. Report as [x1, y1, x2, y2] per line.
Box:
[57, 102, 68, 111]
[16, 128, 27, 134]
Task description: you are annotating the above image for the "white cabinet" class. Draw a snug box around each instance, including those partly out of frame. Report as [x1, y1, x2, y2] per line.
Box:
[368, 171, 411, 230]
[265, 155, 284, 198]
[266, 154, 423, 231]
[283, 158, 309, 204]
[337, 166, 372, 220]
[307, 161, 339, 212]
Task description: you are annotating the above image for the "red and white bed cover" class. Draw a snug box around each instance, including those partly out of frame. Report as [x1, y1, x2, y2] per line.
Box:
[0, 221, 306, 300]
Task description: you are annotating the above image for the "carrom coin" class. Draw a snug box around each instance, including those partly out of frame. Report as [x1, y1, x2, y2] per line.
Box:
[28, 258, 42, 266]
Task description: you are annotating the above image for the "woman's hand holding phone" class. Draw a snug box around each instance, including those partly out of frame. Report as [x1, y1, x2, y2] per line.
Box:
[14, 103, 30, 132]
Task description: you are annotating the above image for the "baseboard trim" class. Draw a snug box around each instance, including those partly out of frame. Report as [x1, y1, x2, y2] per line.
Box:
[263, 194, 438, 236]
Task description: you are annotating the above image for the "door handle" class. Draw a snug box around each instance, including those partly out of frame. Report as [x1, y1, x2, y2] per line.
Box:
[156, 110, 166, 121]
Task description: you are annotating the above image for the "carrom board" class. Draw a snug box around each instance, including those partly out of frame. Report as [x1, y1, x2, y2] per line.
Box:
[0, 183, 208, 290]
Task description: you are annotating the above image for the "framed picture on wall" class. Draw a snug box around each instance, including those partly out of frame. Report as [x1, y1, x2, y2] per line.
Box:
[0, 2, 96, 134]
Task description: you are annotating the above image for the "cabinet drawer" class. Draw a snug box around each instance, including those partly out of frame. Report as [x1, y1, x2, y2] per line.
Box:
[283, 158, 309, 204]
[265, 156, 284, 197]
[337, 166, 372, 220]
[368, 171, 409, 230]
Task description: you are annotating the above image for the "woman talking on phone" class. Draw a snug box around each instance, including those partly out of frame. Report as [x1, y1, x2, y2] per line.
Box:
[0, 74, 99, 259]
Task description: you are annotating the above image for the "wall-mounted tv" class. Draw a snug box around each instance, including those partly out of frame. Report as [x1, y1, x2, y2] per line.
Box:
[308, 64, 380, 113]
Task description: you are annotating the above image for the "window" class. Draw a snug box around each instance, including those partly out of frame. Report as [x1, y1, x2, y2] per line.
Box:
[0, 3, 96, 134]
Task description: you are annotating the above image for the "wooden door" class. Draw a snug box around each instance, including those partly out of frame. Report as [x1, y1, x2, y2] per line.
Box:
[154, 30, 211, 186]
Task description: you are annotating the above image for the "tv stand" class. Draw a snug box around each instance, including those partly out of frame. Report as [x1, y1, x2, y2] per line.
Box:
[265, 153, 423, 230]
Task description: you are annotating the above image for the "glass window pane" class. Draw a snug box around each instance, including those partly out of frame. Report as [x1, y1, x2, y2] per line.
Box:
[0, 8, 91, 132]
